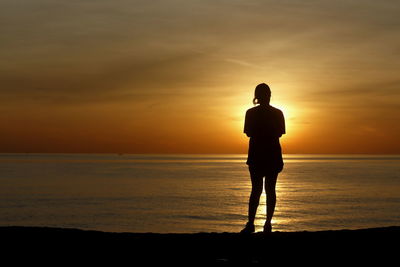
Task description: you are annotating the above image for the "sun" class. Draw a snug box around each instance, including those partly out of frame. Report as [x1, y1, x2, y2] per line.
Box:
[227, 87, 303, 154]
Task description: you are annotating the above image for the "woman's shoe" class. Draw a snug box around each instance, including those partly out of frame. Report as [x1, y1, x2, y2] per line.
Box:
[263, 222, 272, 233]
[240, 222, 255, 234]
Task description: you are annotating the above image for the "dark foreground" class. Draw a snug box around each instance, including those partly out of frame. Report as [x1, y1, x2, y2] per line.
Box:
[1, 226, 399, 265]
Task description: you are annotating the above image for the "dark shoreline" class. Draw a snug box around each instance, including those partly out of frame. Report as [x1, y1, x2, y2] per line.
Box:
[2, 226, 399, 264]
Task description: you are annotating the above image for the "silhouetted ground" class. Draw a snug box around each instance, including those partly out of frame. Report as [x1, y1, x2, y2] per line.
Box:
[1, 226, 398, 265]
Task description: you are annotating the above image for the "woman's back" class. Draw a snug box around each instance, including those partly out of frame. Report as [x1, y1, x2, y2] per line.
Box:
[244, 104, 285, 169]
[244, 105, 285, 140]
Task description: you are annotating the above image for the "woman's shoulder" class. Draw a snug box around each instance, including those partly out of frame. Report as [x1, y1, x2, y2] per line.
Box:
[247, 105, 283, 114]
[269, 105, 283, 115]
[246, 106, 258, 113]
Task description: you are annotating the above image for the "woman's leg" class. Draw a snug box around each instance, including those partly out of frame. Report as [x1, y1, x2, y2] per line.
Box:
[264, 172, 278, 224]
[248, 168, 264, 224]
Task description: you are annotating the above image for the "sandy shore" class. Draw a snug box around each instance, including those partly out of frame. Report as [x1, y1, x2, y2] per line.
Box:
[1, 226, 398, 265]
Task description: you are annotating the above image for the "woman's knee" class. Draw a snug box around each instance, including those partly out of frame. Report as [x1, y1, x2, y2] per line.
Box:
[265, 183, 276, 194]
[265, 183, 276, 196]
[251, 186, 263, 198]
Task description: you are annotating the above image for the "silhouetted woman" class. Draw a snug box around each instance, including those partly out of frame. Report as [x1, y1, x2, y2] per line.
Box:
[241, 83, 285, 234]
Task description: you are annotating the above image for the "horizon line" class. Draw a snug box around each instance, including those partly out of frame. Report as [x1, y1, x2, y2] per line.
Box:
[1, 152, 400, 156]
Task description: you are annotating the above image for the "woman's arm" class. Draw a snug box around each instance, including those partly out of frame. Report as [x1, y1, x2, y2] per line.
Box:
[276, 110, 286, 138]
[244, 110, 253, 137]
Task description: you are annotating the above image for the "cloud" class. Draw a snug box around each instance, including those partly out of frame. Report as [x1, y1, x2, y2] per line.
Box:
[304, 80, 400, 105]
[0, 49, 228, 105]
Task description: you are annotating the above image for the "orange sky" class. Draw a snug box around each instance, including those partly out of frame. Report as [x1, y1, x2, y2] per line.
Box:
[1, 1, 400, 154]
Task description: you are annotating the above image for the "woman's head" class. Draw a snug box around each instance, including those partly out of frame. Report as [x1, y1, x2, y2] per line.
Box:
[253, 83, 271, 105]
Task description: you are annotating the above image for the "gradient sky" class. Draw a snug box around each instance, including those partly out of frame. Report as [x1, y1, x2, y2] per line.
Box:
[1, 0, 400, 154]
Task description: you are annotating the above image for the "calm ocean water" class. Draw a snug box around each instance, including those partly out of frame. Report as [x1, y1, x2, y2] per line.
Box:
[0, 153, 399, 233]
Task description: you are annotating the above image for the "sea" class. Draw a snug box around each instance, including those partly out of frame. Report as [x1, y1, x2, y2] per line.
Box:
[0, 153, 399, 233]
